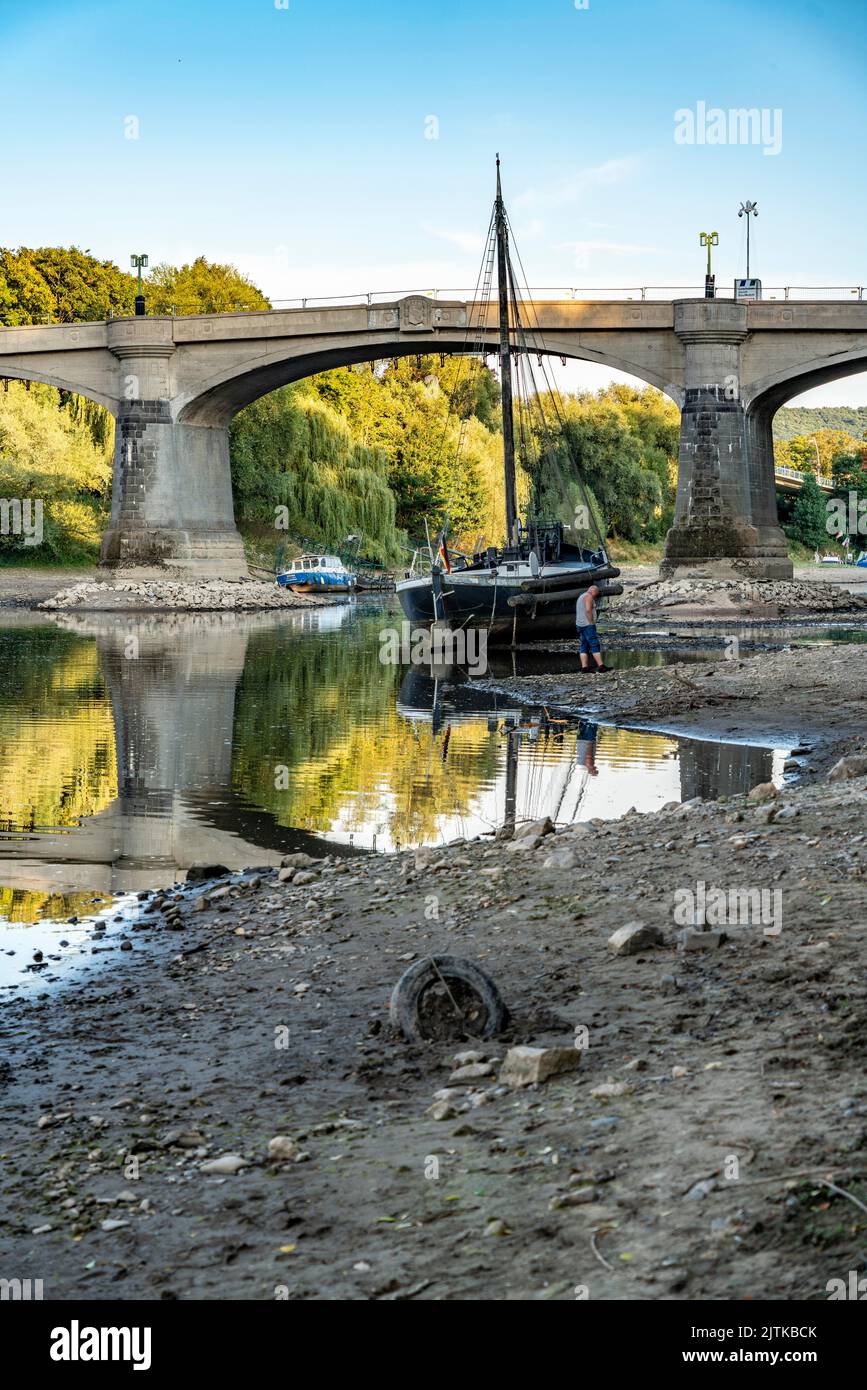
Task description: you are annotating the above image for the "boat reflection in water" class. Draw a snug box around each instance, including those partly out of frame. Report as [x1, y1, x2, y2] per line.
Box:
[396, 664, 787, 841]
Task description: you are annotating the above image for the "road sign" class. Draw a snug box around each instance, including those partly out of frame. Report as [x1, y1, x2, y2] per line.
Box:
[735, 278, 762, 301]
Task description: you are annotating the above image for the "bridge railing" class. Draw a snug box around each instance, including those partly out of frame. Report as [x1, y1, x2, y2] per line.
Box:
[775, 464, 834, 488]
[263, 285, 866, 309]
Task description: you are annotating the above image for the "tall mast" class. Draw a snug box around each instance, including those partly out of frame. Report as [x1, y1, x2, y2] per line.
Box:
[495, 156, 519, 547]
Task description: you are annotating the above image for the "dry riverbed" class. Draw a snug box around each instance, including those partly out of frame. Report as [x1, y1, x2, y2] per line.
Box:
[1, 641, 866, 1302]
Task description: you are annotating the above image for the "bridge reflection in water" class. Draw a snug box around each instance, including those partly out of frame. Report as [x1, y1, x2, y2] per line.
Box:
[0, 605, 788, 923]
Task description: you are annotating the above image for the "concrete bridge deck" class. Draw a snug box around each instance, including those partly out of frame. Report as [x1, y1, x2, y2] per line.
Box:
[2, 296, 867, 578]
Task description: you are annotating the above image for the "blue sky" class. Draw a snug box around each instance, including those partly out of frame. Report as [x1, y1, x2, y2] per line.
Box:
[2, 0, 866, 403]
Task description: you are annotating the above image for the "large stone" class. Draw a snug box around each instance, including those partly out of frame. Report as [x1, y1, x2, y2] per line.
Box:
[499, 1045, 582, 1088]
[607, 921, 664, 956]
[828, 755, 867, 782]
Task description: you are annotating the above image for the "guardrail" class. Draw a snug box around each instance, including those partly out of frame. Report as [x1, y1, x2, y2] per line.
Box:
[775, 465, 834, 488]
[264, 285, 867, 308]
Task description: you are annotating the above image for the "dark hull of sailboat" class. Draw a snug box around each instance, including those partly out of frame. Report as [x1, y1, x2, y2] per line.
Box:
[396, 572, 589, 642]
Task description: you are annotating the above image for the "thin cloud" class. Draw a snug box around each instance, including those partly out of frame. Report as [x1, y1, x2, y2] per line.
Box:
[556, 239, 662, 271]
[421, 225, 488, 255]
[515, 158, 638, 210]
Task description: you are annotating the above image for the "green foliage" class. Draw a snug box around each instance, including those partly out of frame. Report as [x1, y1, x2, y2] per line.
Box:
[146, 257, 271, 315]
[774, 428, 863, 476]
[525, 384, 678, 544]
[0, 382, 111, 563]
[786, 472, 829, 550]
[775, 406, 867, 443]
[0, 246, 136, 324]
[229, 385, 406, 565]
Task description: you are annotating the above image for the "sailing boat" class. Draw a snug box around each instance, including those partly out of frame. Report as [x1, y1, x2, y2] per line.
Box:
[396, 158, 622, 644]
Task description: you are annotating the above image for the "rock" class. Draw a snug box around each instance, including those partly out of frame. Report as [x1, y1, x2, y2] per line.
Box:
[163, 1128, 205, 1149]
[828, 755, 867, 782]
[100, 1218, 130, 1232]
[590, 1081, 633, 1099]
[448, 1062, 495, 1084]
[186, 865, 229, 882]
[549, 1187, 597, 1209]
[200, 1154, 249, 1175]
[542, 849, 578, 869]
[452, 1050, 486, 1067]
[425, 1099, 458, 1120]
[500, 1045, 582, 1088]
[747, 782, 778, 802]
[267, 1135, 305, 1163]
[607, 921, 664, 956]
[677, 929, 727, 951]
[293, 870, 319, 886]
[484, 1218, 509, 1236]
[277, 867, 296, 882]
[514, 816, 555, 840]
[685, 1178, 717, 1200]
[506, 835, 542, 854]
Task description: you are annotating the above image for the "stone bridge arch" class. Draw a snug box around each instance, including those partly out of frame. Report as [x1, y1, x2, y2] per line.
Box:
[3, 296, 867, 577]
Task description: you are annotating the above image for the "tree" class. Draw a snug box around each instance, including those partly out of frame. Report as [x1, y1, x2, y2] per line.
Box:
[788, 473, 829, 550]
[0, 247, 136, 324]
[146, 258, 271, 315]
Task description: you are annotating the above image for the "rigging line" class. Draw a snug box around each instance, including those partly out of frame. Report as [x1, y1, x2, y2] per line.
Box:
[432, 214, 499, 532]
[424, 210, 497, 492]
[504, 243, 607, 551]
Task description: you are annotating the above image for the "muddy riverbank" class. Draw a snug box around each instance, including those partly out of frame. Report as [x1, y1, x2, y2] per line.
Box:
[1, 639, 866, 1301]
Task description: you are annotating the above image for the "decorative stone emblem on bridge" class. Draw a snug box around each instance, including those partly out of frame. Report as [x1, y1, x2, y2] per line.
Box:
[399, 295, 437, 331]
[397, 295, 468, 332]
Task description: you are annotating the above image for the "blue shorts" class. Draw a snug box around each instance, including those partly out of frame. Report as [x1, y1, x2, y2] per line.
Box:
[577, 623, 601, 655]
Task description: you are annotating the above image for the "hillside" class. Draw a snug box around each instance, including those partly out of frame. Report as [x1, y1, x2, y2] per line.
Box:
[774, 405, 867, 442]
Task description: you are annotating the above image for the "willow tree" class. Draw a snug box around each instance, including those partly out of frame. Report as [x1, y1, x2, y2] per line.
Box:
[229, 385, 406, 564]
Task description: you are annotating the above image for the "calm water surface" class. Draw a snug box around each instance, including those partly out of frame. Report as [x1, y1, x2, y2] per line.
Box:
[0, 600, 794, 987]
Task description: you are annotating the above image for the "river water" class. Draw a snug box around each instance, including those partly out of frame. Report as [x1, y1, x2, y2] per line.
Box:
[0, 599, 794, 988]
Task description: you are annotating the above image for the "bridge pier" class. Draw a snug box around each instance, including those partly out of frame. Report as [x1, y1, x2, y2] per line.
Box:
[662, 302, 792, 581]
[99, 336, 248, 577]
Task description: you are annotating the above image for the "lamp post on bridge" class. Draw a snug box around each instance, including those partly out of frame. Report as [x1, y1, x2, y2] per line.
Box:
[131, 253, 149, 316]
[738, 200, 758, 279]
[699, 231, 718, 299]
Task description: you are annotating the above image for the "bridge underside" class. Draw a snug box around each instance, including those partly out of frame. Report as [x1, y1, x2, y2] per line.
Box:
[3, 296, 867, 580]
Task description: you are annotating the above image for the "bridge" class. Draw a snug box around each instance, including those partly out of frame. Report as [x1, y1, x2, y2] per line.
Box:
[774, 464, 835, 493]
[2, 295, 867, 579]
[0, 610, 359, 898]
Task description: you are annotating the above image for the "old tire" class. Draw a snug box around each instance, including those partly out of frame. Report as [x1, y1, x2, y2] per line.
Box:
[390, 955, 508, 1042]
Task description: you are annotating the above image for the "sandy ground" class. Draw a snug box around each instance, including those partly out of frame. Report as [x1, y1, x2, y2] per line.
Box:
[1, 642, 866, 1302]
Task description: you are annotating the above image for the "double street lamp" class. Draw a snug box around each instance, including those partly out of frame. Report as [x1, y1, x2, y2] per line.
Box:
[699, 231, 718, 298]
[131, 253, 148, 316]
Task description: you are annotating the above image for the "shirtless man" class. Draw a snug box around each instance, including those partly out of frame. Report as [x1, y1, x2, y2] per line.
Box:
[575, 584, 610, 673]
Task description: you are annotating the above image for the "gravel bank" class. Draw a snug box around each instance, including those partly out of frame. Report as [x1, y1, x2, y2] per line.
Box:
[615, 577, 867, 621]
[38, 579, 337, 613]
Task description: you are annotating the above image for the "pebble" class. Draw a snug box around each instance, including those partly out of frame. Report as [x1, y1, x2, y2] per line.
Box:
[200, 1154, 249, 1175]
